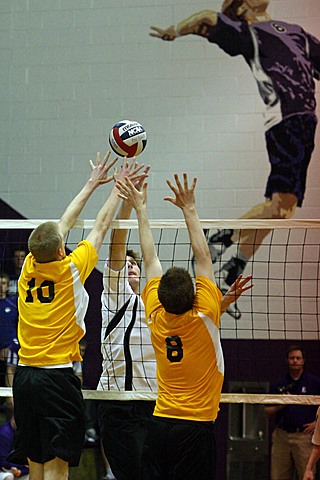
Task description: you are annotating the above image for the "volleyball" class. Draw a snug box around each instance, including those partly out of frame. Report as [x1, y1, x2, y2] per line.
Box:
[109, 120, 147, 157]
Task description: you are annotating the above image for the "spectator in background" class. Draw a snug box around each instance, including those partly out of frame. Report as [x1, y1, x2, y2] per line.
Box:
[7, 249, 26, 298]
[0, 415, 29, 480]
[4, 338, 20, 416]
[264, 345, 320, 480]
[0, 274, 18, 389]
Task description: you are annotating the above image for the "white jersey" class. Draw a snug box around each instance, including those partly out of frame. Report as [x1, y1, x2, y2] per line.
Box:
[98, 260, 157, 392]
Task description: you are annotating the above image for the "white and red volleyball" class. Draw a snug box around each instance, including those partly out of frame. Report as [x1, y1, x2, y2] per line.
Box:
[109, 120, 147, 157]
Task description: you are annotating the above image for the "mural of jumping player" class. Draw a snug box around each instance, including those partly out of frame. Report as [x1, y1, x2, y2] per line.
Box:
[150, 0, 320, 318]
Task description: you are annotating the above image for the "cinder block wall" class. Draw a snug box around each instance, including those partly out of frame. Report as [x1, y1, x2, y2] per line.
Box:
[1, 0, 319, 221]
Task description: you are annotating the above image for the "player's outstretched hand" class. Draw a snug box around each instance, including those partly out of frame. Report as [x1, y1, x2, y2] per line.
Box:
[150, 25, 177, 41]
[114, 157, 147, 185]
[221, 274, 253, 313]
[89, 151, 118, 185]
[164, 173, 197, 210]
[116, 176, 148, 212]
[133, 164, 150, 191]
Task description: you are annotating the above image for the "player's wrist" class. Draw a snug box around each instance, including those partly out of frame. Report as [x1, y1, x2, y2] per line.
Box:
[87, 177, 100, 190]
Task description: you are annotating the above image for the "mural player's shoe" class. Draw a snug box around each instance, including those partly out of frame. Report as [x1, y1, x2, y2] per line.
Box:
[218, 256, 247, 320]
[208, 229, 234, 264]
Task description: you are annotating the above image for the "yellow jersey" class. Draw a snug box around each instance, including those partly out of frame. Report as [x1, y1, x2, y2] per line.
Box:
[142, 276, 223, 422]
[18, 240, 97, 366]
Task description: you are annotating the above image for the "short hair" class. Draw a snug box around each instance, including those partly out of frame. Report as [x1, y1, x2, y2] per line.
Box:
[126, 249, 142, 270]
[0, 273, 10, 285]
[286, 344, 305, 359]
[221, 0, 243, 19]
[28, 221, 62, 263]
[158, 267, 195, 315]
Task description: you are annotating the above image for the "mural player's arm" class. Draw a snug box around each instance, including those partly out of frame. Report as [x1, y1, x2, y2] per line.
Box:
[150, 10, 218, 41]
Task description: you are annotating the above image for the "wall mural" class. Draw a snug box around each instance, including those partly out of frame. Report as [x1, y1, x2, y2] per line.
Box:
[150, 0, 320, 322]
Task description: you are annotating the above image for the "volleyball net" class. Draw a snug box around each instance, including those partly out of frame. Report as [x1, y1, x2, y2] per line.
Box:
[0, 218, 320, 405]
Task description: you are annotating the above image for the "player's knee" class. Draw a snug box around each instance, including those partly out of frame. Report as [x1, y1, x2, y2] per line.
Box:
[269, 193, 297, 219]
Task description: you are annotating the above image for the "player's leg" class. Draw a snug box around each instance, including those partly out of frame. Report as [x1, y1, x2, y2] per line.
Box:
[143, 416, 168, 480]
[170, 419, 216, 480]
[235, 192, 297, 258]
[218, 113, 316, 318]
[10, 367, 85, 478]
[27, 457, 68, 480]
[217, 193, 297, 319]
[99, 400, 154, 480]
[207, 193, 296, 265]
[208, 112, 315, 270]
[27, 459, 44, 480]
[43, 457, 68, 480]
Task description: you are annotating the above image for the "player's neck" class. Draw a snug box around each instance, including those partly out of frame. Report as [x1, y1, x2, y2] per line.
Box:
[246, 12, 271, 24]
[290, 369, 303, 381]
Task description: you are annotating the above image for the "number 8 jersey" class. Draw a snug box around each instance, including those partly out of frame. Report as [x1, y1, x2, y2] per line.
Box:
[17, 240, 98, 367]
[142, 275, 224, 422]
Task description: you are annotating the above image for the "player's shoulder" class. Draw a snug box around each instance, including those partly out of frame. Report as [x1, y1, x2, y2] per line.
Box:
[195, 275, 218, 290]
[69, 239, 97, 259]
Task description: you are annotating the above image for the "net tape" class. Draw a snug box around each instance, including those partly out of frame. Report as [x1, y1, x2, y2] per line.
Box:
[1, 387, 320, 404]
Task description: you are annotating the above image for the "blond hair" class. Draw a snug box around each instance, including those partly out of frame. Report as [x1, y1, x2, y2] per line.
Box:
[28, 221, 62, 263]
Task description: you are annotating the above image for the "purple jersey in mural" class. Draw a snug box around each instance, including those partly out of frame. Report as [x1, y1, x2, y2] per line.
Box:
[208, 14, 320, 130]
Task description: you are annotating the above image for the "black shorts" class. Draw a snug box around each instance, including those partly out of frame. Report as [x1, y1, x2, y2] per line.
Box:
[144, 416, 216, 480]
[265, 114, 317, 207]
[98, 399, 155, 480]
[9, 366, 85, 466]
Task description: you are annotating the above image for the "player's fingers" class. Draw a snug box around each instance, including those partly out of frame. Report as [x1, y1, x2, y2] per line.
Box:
[115, 180, 129, 194]
[104, 156, 118, 173]
[131, 163, 145, 176]
[164, 196, 175, 204]
[166, 179, 179, 194]
[183, 173, 189, 189]
[191, 176, 197, 190]
[150, 26, 163, 34]
[101, 150, 111, 168]
[173, 173, 183, 191]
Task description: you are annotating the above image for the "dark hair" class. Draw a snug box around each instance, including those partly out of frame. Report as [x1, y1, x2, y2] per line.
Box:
[0, 272, 10, 284]
[126, 249, 142, 270]
[158, 267, 195, 314]
[221, 0, 243, 20]
[286, 344, 305, 359]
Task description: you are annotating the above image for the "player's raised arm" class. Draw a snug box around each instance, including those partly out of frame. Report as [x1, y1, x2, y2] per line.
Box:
[86, 158, 145, 254]
[58, 151, 118, 238]
[165, 173, 214, 282]
[109, 164, 150, 272]
[150, 10, 217, 41]
[116, 178, 162, 281]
